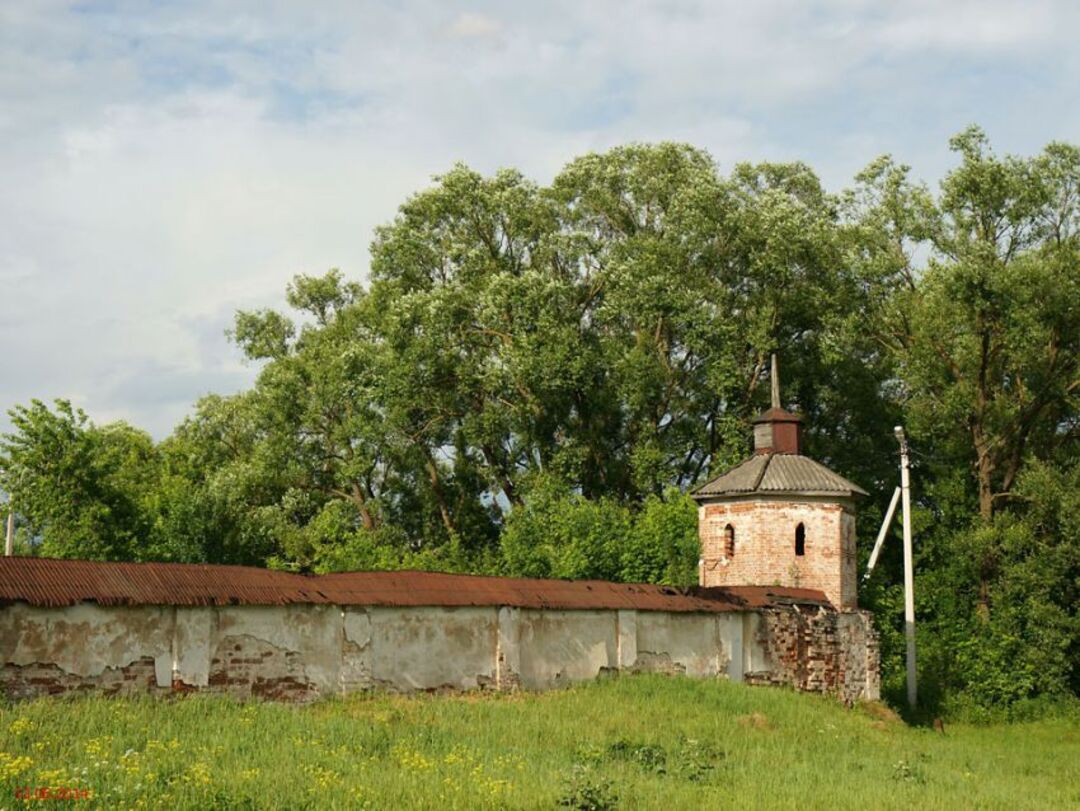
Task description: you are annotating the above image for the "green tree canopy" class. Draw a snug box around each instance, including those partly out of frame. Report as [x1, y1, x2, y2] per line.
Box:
[2, 131, 1078, 715]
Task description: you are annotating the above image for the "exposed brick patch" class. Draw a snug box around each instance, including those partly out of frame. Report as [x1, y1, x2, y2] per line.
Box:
[0, 657, 164, 701]
[631, 651, 688, 675]
[747, 607, 879, 704]
[170, 678, 199, 695]
[206, 635, 316, 702]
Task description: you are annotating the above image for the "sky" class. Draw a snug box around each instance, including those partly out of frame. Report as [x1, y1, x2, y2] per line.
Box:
[1, 0, 1078, 439]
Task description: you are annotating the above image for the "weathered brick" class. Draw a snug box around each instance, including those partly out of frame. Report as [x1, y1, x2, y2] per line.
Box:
[698, 497, 858, 609]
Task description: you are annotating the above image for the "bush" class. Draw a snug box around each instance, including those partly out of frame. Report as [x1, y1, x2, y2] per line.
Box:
[557, 765, 619, 810]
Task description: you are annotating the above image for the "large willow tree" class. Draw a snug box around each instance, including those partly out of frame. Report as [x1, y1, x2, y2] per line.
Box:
[179, 143, 888, 570]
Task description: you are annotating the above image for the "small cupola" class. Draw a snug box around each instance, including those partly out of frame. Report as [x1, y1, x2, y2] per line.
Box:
[752, 355, 802, 455]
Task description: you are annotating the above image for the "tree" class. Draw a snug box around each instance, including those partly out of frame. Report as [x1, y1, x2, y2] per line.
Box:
[915, 458, 1080, 714]
[499, 477, 698, 585]
[848, 129, 1080, 709]
[0, 400, 157, 560]
[859, 128, 1080, 523]
[38, 143, 876, 573]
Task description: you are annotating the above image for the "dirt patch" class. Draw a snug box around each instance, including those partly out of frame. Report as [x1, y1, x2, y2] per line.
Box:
[858, 701, 902, 725]
[737, 712, 771, 730]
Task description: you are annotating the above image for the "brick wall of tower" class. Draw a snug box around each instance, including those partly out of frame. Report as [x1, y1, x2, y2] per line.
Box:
[698, 498, 858, 609]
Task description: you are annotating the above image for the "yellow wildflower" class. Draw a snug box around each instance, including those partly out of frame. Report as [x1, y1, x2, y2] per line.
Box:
[183, 761, 212, 786]
[0, 751, 33, 779]
[35, 767, 68, 784]
[391, 743, 434, 771]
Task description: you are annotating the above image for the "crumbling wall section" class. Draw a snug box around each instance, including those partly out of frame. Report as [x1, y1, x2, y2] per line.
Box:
[0, 600, 879, 703]
[0, 603, 174, 698]
[0, 657, 163, 701]
[744, 605, 880, 704]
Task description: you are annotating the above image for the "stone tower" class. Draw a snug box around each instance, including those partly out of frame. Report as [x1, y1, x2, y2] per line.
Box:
[692, 357, 867, 608]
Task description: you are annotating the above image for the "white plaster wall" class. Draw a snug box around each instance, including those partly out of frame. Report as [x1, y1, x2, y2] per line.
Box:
[516, 610, 618, 689]
[174, 607, 213, 687]
[213, 605, 343, 693]
[341, 608, 373, 692]
[741, 611, 769, 675]
[719, 614, 745, 681]
[0, 602, 174, 681]
[634, 612, 725, 677]
[364, 606, 499, 691]
[0, 601, 876, 701]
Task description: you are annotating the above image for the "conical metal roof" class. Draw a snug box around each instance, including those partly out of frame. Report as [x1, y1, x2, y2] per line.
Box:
[692, 453, 867, 499]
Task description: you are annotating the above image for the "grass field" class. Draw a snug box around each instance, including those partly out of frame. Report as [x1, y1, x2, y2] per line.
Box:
[1, 676, 1078, 810]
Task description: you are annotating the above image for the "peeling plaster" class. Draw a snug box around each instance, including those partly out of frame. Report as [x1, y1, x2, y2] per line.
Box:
[343, 609, 372, 648]
[1, 603, 172, 679]
[1, 600, 879, 703]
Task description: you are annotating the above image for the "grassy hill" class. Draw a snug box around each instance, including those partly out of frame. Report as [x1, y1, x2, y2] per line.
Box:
[2, 676, 1077, 809]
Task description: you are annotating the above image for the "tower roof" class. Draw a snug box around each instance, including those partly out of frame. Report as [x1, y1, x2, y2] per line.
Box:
[751, 407, 803, 425]
[692, 452, 868, 500]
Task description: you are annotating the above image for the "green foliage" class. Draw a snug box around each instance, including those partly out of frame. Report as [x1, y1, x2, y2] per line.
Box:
[2, 130, 1079, 713]
[848, 129, 1080, 714]
[856, 127, 1080, 523]
[911, 459, 1080, 716]
[619, 490, 700, 586]
[0, 400, 157, 561]
[557, 765, 619, 810]
[499, 477, 629, 580]
[499, 480, 697, 585]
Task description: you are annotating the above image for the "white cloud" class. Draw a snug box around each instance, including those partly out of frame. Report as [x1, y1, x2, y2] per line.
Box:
[873, 0, 1059, 52]
[448, 12, 502, 39]
[1, 0, 1077, 437]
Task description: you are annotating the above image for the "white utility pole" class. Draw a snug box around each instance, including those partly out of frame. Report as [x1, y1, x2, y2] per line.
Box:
[895, 426, 917, 709]
[5, 506, 13, 557]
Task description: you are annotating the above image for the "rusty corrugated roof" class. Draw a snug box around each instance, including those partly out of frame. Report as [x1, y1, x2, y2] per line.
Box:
[693, 453, 868, 499]
[0, 557, 830, 611]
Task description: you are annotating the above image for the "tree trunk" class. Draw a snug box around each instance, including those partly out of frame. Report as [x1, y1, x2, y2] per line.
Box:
[481, 443, 521, 510]
[350, 483, 377, 531]
[971, 422, 995, 621]
[975, 445, 994, 523]
[424, 456, 457, 538]
[973, 320, 995, 523]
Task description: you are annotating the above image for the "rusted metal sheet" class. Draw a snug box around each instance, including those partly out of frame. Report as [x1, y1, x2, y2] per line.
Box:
[693, 453, 867, 498]
[0, 558, 325, 608]
[0, 557, 830, 611]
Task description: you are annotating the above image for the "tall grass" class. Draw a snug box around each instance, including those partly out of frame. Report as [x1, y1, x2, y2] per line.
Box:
[2, 676, 1077, 809]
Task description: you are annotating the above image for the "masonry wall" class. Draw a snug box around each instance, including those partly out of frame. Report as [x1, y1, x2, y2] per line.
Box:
[699, 496, 858, 608]
[742, 606, 880, 704]
[0, 601, 878, 705]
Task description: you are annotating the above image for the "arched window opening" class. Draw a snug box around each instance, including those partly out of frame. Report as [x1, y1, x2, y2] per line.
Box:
[795, 523, 806, 556]
[724, 524, 735, 559]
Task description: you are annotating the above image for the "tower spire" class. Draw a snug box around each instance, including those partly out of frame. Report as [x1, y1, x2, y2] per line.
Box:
[770, 353, 781, 410]
[753, 353, 802, 455]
